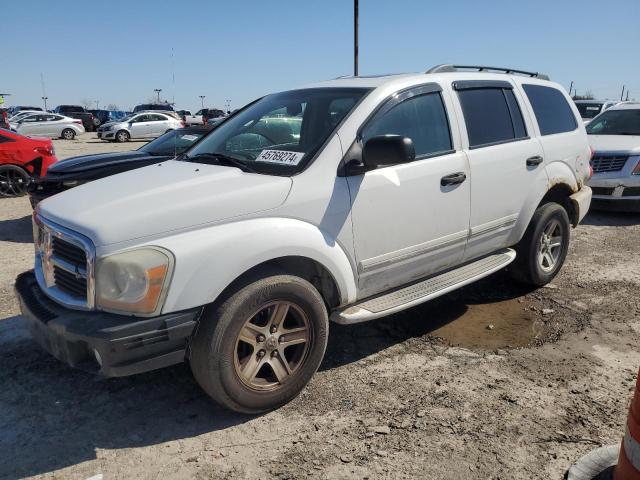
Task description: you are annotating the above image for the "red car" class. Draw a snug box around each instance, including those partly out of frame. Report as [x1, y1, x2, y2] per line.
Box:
[0, 128, 58, 197]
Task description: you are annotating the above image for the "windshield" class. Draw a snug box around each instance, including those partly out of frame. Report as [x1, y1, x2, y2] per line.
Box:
[575, 103, 603, 119]
[185, 87, 369, 174]
[139, 130, 207, 156]
[586, 109, 640, 136]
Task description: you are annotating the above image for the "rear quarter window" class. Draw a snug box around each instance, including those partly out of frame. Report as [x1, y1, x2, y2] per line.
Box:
[522, 84, 577, 136]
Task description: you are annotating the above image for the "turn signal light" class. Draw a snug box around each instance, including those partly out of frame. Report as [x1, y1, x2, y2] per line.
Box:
[633, 158, 640, 175]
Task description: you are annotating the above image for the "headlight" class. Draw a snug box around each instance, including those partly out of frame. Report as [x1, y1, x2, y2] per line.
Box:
[631, 156, 640, 175]
[95, 247, 173, 316]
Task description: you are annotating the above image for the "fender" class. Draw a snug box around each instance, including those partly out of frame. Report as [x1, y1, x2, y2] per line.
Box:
[507, 160, 578, 245]
[152, 217, 358, 313]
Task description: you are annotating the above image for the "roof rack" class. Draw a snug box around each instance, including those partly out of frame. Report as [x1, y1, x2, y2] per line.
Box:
[426, 64, 550, 81]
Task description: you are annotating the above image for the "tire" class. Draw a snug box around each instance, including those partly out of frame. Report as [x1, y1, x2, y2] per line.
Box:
[93, 117, 101, 127]
[115, 130, 130, 143]
[0, 164, 31, 197]
[510, 202, 571, 286]
[61, 128, 75, 140]
[190, 272, 329, 414]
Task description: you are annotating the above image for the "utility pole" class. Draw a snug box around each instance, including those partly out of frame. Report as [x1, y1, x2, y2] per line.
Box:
[626, 90, 630, 101]
[354, 0, 359, 77]
[620, 85, 625, 101]
[568, 81, 574, 97]
[154, 88, 162, 103]
[199, 95, 206, 108]
[41, 96, 48, 110]
[225, 99, 231, 113]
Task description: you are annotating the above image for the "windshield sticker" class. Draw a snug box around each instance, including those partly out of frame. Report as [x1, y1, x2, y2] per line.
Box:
[179, 134, 199, 141]
[256, 149, 305, 166]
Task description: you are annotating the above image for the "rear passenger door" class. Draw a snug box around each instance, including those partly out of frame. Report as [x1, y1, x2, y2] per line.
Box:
[452, 80, 545, 261]
[147, 114, 170, 137]
[347, 84, 471, 297]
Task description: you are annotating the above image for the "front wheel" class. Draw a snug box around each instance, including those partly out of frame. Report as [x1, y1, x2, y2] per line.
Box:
[0, 165, 31, 197]
[61, 128, 75, 140]
[115, 130, 130, 142]
[190, 272, 329, 414]
[510, 202, 571, 286]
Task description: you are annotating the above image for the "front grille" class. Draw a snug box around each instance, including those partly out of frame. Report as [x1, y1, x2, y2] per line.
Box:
[623, 186, 640, 197]
[591, 187, 615, 196]
[50, 237, 88, 301]
[590, 155, 628, 173]
[52, 237, 86, 265]
[53, 266, 87, 298]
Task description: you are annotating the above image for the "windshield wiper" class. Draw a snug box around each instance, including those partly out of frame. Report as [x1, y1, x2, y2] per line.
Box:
[185, 152, 258, 173]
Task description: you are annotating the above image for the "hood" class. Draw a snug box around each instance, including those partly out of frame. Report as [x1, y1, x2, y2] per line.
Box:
[589, 135, 640, 155]
[46, 150, 163, 175]
[38, 160, 292, 246]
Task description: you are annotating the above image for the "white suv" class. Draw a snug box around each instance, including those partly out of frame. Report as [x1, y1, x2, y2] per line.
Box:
[17, 65, 592, 413]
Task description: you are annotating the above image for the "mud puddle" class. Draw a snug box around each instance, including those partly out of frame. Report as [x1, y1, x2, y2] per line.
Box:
[427, 297, 544, 350]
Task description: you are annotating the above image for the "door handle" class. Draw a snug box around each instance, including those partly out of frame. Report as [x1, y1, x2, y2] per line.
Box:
[526, 155, 543, 166]
[440, 172, 467, 186]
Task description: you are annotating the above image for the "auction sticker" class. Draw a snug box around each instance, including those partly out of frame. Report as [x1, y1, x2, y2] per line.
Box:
[180, 134, 199, 142]
[256, 149, 305, 165]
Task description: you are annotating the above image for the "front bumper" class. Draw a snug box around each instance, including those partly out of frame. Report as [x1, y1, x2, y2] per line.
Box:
[589, 176, 640, 212]
[97, 130, 115, 140]
[15, 270, 202, 377]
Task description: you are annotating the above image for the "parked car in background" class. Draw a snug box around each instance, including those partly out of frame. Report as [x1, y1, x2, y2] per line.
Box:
[587, 102, 640, 211]
[96, 111, 183, 142]
[11, 113, 85, 139]
[133, 103, 174, 113]
[177, 110, 204, 126]
[0, 127, 57, 196]
[8, 106, 43, 115]
[574, 99, 618, 125]
[88, 109, 129, 128]
[52, 105, 95, 132]
[17, 65, 592, 413]
[30, 126, 212, 205]
[8, 110, 43, 123]
[201, 108, 226, 124]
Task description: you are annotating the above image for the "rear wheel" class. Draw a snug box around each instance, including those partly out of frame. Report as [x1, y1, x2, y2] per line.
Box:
[510, 202, 571, 286]
[0, 165, 31, 197]
[115, 130, 130, 142]
[61, 128, 75, 140]
[190, 272, 329, 414]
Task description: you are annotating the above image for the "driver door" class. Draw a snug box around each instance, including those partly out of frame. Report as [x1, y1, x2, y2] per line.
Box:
[345, 85, 471, 297]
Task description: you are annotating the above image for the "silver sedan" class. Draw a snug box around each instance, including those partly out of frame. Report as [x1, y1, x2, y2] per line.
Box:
[97, 112, 183, 142]
[11, 113, 86, 140]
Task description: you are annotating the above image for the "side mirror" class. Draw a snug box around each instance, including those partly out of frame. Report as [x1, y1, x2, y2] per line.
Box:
[362, 135, 415, 169]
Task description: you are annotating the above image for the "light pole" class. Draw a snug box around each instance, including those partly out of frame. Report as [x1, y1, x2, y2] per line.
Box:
[41, 96, 48, 110]
[154, 88, 162, 103]
[354, 0, 359, 76]
[225, 99, 231, 113]
[199, 95, 206, 108]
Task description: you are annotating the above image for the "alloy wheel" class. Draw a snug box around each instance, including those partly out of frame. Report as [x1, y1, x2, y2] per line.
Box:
[234, 301, 311, 391]
[537, 219, 563, 272]
[0, 167, 30, 197]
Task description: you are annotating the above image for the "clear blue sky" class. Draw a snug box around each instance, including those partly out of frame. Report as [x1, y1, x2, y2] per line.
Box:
[3, 0, 639, 112]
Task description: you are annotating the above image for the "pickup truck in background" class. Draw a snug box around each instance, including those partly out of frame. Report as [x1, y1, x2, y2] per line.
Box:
[52, 105, 95, 132]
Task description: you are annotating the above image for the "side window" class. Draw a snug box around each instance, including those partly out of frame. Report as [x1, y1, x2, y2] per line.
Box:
[522, 84, 577, 136]
[133, 115, 148, 123]
[363, 91, 452, 158]
[148, 114, 165, 122]
[0, 135, 14, 143]
[457, 87, 528, 148]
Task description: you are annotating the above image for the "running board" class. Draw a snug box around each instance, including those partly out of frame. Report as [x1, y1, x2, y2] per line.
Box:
[331, 249, 516, 325]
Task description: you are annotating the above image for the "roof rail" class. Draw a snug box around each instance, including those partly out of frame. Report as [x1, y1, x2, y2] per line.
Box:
[426, 64, 550, 81]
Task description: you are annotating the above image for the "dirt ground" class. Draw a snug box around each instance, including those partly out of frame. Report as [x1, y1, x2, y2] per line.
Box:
[1, 134, 639, 480]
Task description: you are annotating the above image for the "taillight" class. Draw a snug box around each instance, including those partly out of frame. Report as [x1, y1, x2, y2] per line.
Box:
[73, 119, 82, 125]
[181, 120, 186, 127]
[590, 146, 595, 160]
[588, 164, 594, 179]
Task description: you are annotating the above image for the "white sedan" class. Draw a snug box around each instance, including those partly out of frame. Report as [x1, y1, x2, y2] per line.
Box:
[10, 113, 86, 140]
